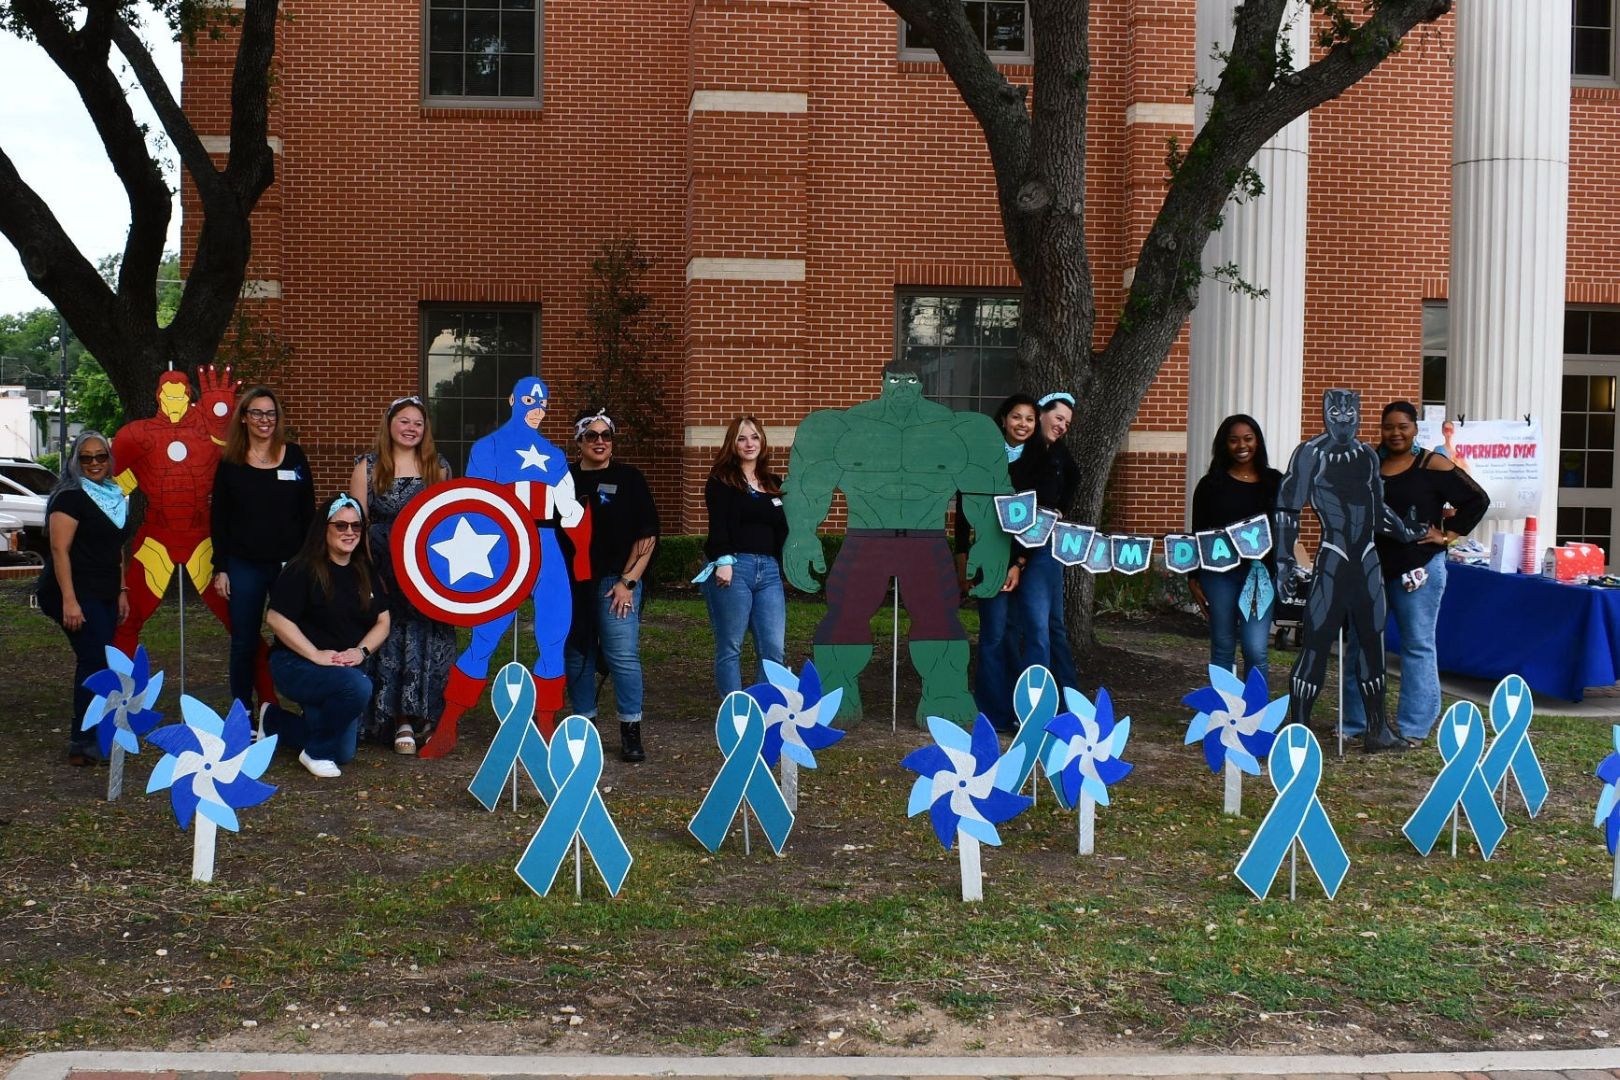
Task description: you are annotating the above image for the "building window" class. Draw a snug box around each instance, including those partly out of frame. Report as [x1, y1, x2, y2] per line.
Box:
[420, 306, 540, 476]
[1421, 302, 1448, 407]
[900, 2, 1030, 62]
[424, 0, 542, 104]
[1574, 0, 1615, 81]
[895, 292, 1021, 416]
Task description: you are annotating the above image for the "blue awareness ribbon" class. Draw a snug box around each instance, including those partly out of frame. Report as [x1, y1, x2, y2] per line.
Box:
[1403, 701, 1507, 859]
[1479, 674, 1548, 817]
[1237, 560, 1274, 620]
[1234, 724, 1349, 899]
[514, 715, 632, 896]
[691, 554, 737, 584]
[1005, 665, 1063, 801]
[688, 691, 795, 854]
[469, 662, 557, 810]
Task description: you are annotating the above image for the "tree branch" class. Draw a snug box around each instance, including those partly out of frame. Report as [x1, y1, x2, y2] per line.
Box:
[108, 12, 223, 203]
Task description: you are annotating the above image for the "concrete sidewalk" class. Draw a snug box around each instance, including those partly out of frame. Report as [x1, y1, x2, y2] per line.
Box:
[9, 1049, 1620, 1080]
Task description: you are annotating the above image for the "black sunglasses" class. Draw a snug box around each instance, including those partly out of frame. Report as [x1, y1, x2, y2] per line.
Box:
[329, 520, 363, 534]
[581, 431, 614, 443]
[79, 452, 111, 464]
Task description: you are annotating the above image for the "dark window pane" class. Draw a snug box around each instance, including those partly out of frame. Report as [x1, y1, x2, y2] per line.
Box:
[504, 0, 536, 9]
[465, 0, 499, 7]
[1592, 451, 1616, 489]
[1566, 310, 1590, 354]
[428, 9, 463, 50]
[465, 54, 500, 95]
[501, 57, 535, 97]
[1591, 311, 1620, 354]
[935, 347, 980, 397]
[936, 297, 974, 346]
[1593, 411, 1616, 450]
[1563, 411, 1587, 449]
[1593, 375, 1617, 412]
[1559, 505, 1585, 536]
[962, 2, 987, 47]
[1561, 450, 1587, 488]
[981, 356, 1018, 401]
[986, 2, 1026, 52]
[502, 11, 534, 49]
[902, 20, 931, 50]
[498, 312, 534, 353]
[1574, 27, 1611, 76]
[1577, 0, 1612, 28]
[466, 10, 502, 53]
[1421, 355, 1447, 405]
[427, 53, 462, 97]
[496, 353, 533, 389]
[461, 398, 500, 444]
[1565, 373, 1589, 411]
[1593, 507, 1614, 538]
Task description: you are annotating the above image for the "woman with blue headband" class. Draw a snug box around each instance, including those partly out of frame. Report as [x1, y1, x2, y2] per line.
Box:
[1013, 392, 1080, 689]
[261, 493, 391, 778]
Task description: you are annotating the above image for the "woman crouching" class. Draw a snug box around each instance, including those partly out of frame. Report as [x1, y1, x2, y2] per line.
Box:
[262, 494, 390, 777]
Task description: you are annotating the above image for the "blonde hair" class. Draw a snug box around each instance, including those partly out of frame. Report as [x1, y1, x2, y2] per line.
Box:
[371, 397, 445, 494]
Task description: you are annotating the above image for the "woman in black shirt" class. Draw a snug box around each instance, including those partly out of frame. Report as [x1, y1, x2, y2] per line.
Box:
[211, 385, 315, 714]
[699, 415, 788, 696]
[1012, 392, 1081, 691]
[263, 493, 390, 778]
[36, 431, 133, 766]
[564, 408, 660, 762]
[1189, 414, 1284, 680]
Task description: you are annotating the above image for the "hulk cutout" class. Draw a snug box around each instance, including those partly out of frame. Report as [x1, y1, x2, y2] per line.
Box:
[782, 367, 1012, 726]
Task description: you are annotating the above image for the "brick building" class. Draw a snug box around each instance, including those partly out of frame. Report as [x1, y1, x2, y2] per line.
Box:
[180, 2, 1620, 551]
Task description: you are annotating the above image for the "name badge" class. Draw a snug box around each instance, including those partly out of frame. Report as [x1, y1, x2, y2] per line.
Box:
[598, 483, 618, 494]
[276, 469, 299, 481]
[771, 497, 784, 507]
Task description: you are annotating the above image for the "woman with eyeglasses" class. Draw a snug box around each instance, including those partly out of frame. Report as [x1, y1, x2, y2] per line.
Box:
[699, 415, 788, 696]
[210, 385, 315, 716]
[564, 408, 659, 762]
[262, 493, 390, 778]
[1013, 391, 1081, 691]
[347, 395, 453, 755]
[36, 431, 133, 766]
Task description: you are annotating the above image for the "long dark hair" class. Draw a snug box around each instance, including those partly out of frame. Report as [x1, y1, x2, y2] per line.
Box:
[288, 493, 374, 605]
[709, 415, 780, 493]
[222, 384, 288, 466]
[993, 393, 1039, 431]
[1208, 413, 1270, 475]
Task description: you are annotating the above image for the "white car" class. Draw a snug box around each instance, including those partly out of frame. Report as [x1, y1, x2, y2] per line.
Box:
[0, 457, 56, 553]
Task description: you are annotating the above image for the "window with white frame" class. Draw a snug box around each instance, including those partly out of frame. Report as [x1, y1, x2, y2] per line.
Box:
[424, 0, 542, 104]
[900, 1, 1030, 62]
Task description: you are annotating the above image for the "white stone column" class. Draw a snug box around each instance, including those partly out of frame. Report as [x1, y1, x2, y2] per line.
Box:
[1184, 0, 1310, 517]
[1449, 3, 1570, 534]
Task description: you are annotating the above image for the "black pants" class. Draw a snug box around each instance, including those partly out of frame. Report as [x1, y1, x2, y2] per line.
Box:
[39, 589, 118, 755]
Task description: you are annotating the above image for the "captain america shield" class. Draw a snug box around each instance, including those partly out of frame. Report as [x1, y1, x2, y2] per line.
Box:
[393, 478, 540, 626]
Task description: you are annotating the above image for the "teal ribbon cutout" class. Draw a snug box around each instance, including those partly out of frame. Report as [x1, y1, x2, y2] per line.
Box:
[1005, 665, 1063, 801]
[1238, 560, 1274, 620]
[691, 554, 737, 584]
[514, 715, 633, 896]
[1403, 702, 1507, 859]
[689, 691, 795, 854]
[1479, 675, 1547, 817]
[1235, 725, 1349, 899]
[470, 662, 556, 809]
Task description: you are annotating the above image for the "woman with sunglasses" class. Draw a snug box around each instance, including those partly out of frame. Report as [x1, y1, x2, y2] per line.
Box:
[347, 395, 453, 755]
[211, 385, 315, 715]
[1013, 391, 1081, 691]
[262, 494, 390, 778]
[36, 431, 133, 766]
[564, 408, 659, 762]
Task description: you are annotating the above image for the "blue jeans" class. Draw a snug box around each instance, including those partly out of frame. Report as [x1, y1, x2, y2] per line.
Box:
[226, 557, 280, 707]
[266, 649, 369, 764]
[1013, 546, 1079, 691]
[1198, 563, 1271, 681]
[566, 576, 645, 723]
[40, 589, 117, 756]
[702, 552, 786, 696]
[1343, 551, 1448, 740]
[973, 589, 1019, 729]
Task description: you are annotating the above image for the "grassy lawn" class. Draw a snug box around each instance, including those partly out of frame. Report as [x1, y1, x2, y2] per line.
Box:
[2, 576, 1619, 1057]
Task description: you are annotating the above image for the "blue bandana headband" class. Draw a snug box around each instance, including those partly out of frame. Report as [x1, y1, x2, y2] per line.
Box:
[1038, 392, 1076, 409]
[328, 493, 363, 520]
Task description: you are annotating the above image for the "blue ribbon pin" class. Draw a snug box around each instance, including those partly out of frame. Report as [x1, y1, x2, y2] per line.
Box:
[469, 662, 557, 810]
[1004, 665, 1063, 801]
[514, 715, 633, 896]
[689, 691, 795, 854]
[1235, 724, 1350, 899]
[1479, 674, 1547, 817]
[1403, 701, 1508, 860]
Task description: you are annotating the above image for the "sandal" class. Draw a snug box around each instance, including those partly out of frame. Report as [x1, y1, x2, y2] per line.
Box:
[394, 723, 417, 756]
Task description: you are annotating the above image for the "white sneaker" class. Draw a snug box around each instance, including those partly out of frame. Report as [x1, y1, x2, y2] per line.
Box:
[298, 750, 341, 778]
[255, 702, 272, 743]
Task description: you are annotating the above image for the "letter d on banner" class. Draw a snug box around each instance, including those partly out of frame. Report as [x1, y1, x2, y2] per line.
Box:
[1164, 534, 1200, 575]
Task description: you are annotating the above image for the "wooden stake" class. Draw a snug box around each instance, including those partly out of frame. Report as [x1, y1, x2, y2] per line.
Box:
[574, 834, 583, 898]
[1078, 794, 1095, 856]
[191, 817, 216, 884]
[891, 580, 900, 733]
[958, 833, 982, 902]
[741, 803, 752, 857]
[107, 744, 125, 802]
[1223, 758, 1241, 816]
[780, 757, 799, 813]
[1335, 628, 1344, 758]
[1288, 840, 1297, 901]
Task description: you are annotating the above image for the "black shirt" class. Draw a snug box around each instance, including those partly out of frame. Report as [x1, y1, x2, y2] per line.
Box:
[570, 460, 660, 579]
[37, 486, 133, 602]
[703, 474, 787, 562]
[1373, 449, 1491, 579]
[268, 558, 380, 654]
[1191, 467, 1283, 572]
[1030, 439, 1079, 512]
[954, 443, 1044, 553]
[211, 443, 316, 573]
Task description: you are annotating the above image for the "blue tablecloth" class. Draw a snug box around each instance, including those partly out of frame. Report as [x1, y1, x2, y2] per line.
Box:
[1387, 561, 1620, 701]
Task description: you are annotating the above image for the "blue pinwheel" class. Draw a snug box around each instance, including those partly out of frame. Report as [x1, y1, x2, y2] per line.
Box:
[1041, 686, 1133, 810]
[746, 659, 846, 768]
[902, 714, 1032, 849]
[1182, 664, 1287, 775]
[146, 696, 278, 832]
[80, 645, 164, 758]
[1594, 725, 1620, 857]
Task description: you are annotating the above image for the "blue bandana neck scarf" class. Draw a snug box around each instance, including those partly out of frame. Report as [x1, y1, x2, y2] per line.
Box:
[80, 477, 128, 529]
[1005, 442, 1025, 463]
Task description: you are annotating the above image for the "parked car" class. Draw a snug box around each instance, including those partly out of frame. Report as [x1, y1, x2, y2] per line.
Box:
[0, 456, 56, 554]
[0, 511, 40, 565]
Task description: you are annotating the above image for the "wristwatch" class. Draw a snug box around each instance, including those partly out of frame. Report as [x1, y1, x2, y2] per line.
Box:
[619, 575, 638, 589]
[359, 645, 371, 659]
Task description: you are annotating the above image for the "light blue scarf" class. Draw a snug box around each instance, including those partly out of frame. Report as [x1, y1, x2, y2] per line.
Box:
[1006, 442, 1025, 463]
[80, 477, 128, 529]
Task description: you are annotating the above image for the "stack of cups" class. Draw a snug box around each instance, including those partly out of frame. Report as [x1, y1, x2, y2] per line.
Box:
[1520, 516, 1539, 574]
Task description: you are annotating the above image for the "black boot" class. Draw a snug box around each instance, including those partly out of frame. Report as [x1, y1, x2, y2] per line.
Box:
[620, 721, 645, 763]
[1360, 678, 1410, 754]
